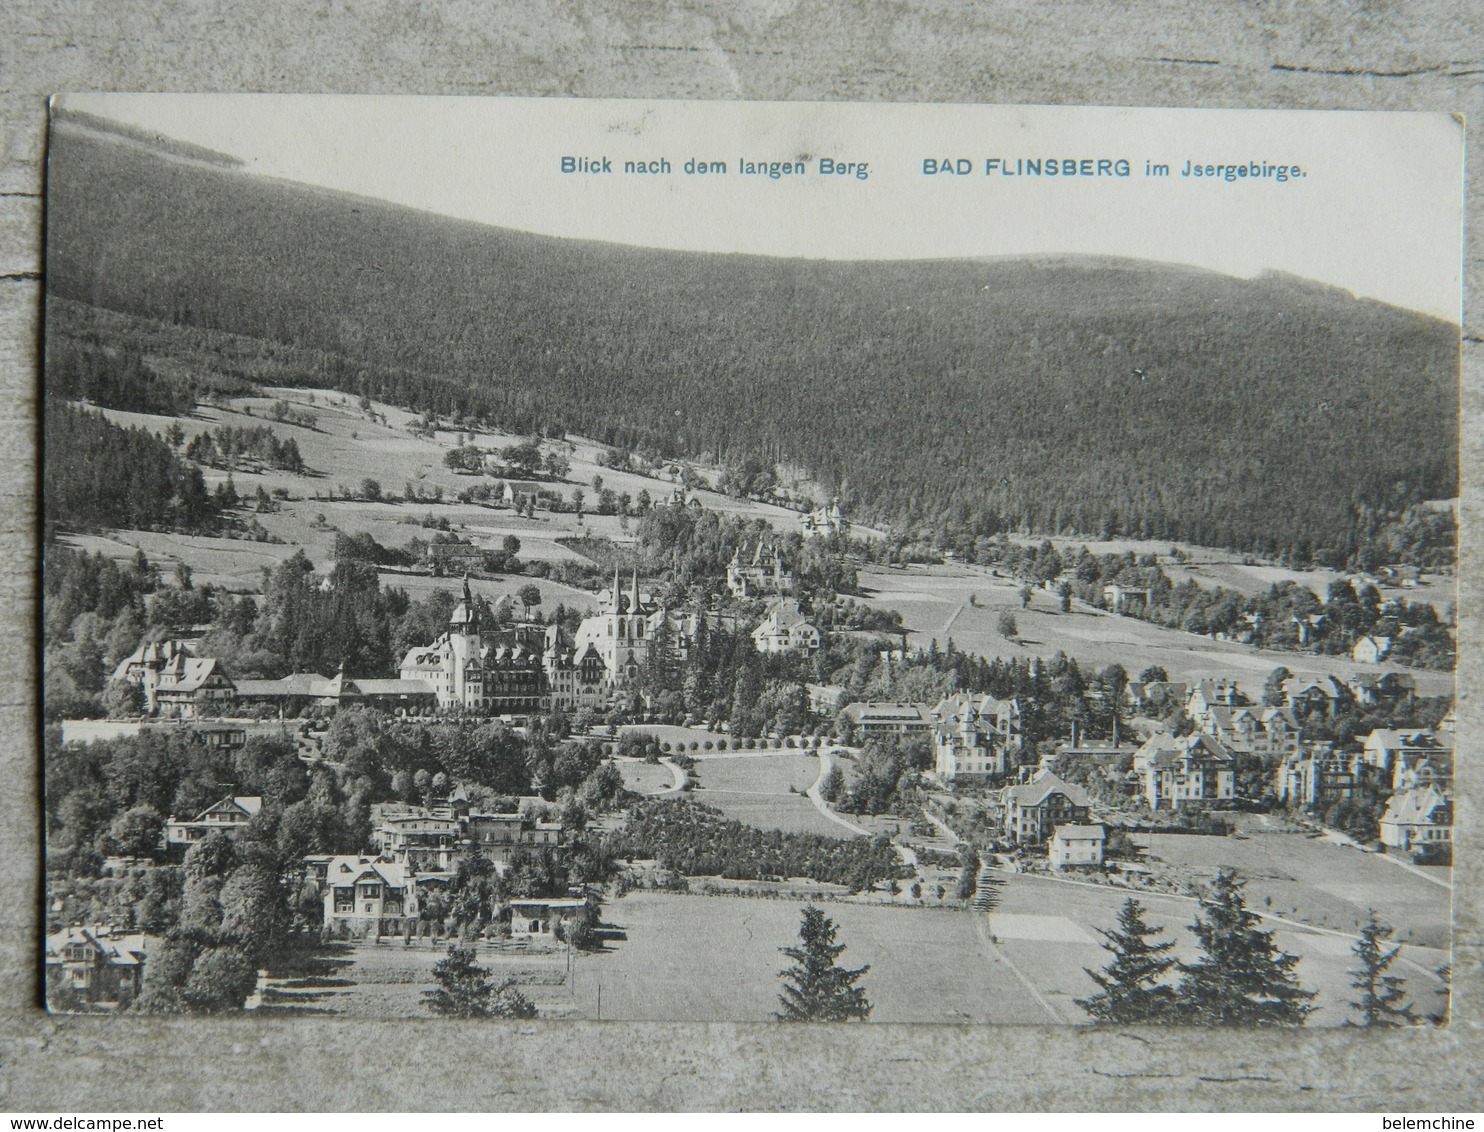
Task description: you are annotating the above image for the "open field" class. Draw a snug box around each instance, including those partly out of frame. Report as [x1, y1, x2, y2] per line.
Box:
[614, 758, 676, 795]
[687, 753, 844, 838]
[255, 880, 1448, 1026]
[989, 872, 1449, 1026]
[572, 891, 1014, 1023]
[857, 563, 1455, 696]
[87, 385, 819, 584]
[1135, 813, 1452, 949]
[564, 884, 1447, 1025]
[257, 938, 573, 1020]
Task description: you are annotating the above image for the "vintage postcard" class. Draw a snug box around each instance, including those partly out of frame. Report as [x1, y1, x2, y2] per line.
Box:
[41, 96, 1461, 1027]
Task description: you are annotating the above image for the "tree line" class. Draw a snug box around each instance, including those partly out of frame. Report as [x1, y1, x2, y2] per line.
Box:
[1079, 870, 1431, 1028]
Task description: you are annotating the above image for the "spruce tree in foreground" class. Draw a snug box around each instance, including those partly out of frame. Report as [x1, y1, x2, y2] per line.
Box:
[776, 905, 872, 1022]
[1077, 898, 1178, 1024]
[424, 945, 538, 1020]
[1175, 869, 1316, 1026]
[1348, 910, 1415, 1028]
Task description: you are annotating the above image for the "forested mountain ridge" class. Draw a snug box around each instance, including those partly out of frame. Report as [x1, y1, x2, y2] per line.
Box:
[45, 116, 1459, 562]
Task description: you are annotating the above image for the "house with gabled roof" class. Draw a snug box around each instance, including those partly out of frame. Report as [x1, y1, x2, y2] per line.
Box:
[164, 795, 262, 847]
[1133, 732, 1236, 810]
[1184, 679, 1250, 727]
[751, 598, 821, 655]
[1281, 674, 1347, 717]
[321, 855, 420, 937]
[151, 655, 236, 719]
[999, 770, 1093, 844]
[1379, 786, 1451, 857]
[930, 692, 1022, 782]
[1050, 823, 1106, 869]
[45, 926, 147, 1007]
[1361, 728, 1448, 779]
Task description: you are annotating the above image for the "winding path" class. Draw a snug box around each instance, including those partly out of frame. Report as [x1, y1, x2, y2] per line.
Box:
[804, 748, 874, 837]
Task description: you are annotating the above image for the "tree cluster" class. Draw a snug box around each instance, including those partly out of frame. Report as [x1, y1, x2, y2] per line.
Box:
[1078, 872, 1317, 1026]
[184, 424, 305, 474]
[606, 799, 902, 889]
[45, 402, 219, 536]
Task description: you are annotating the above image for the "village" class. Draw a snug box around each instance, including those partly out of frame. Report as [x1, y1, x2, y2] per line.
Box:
[44, 388, 1455, 1024]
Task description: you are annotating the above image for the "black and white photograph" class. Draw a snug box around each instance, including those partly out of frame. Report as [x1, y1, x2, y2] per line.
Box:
[39, 96, 1462, 1030]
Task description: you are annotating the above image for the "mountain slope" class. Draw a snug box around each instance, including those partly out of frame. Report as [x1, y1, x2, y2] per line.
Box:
[44, 116, 1459, 560]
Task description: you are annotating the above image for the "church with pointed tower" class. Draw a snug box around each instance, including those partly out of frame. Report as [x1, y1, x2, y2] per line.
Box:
[575, 568, 668, 687]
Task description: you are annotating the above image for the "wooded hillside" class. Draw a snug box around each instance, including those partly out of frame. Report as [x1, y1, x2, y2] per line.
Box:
[45, 116, 1459, 562]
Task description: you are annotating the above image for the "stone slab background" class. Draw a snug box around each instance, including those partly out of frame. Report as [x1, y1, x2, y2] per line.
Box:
[0, 0, 1481, 1112]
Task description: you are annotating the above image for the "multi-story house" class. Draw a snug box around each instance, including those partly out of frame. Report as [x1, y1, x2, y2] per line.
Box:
[373, 812, 462, 873]
[751, 599, 821, 655]
[726, 541, 795, 598]
[1000, 770, 1093, 844]
[1274, 745, 1363, 809]
[1184, 679, 1250, 728]
[1281, 675, 1347, 717]
[1361, 728, 1450, 780]
[150, 655, 236, 719]
[320, 856, 419, 937]
[1049, 823, 1106, 869]
[464, 811, 564, 866]
[1200, 704, 1303, 759]
[1133, 732, 1236, 810]
[163, 795, 262, 847]
[930, 692, 1022, 782]
[45, 927, 147, 1006]
[542, 627, 610, 712]
[1379, 786, 1452, 858]
[838, 701, 932, 738]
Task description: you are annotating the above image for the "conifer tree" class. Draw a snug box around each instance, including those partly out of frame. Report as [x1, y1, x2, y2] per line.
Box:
[1174, 868, 1316, 1026]
[1347, 910, 1415, 1028]
[776, 905, 872, 1022]
[424, 945, 537, 1019]
[1077, 898, 1178, 1024]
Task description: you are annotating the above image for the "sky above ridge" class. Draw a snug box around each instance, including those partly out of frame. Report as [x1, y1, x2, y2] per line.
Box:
[55, 95, 1463, 322]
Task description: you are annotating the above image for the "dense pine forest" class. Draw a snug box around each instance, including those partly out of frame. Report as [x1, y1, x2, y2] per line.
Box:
[44, 402, 220, 535]
[45, 114, 1459, 562]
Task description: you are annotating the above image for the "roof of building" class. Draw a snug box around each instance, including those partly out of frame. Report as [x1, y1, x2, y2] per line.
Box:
[1002, 770, 1093, 809]
[1381, 786, 1451, 827]
[182, 795, 262, 822]
[1053, 823, 1106, 840]
[930, 692, 1017, 725]
[1137, 732, 1234, 770]
[323, 855, 412, 889]
[508, 897, 588, 910]
[353, 678, 437, 697]
[156, 657, 230, 693]
[46, 926, 148, 967]
[1364, 728, 1441, 750]
[840, 701, 930, 723]
[754, 599, 814, 633]
[234, 673, 337, 697]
